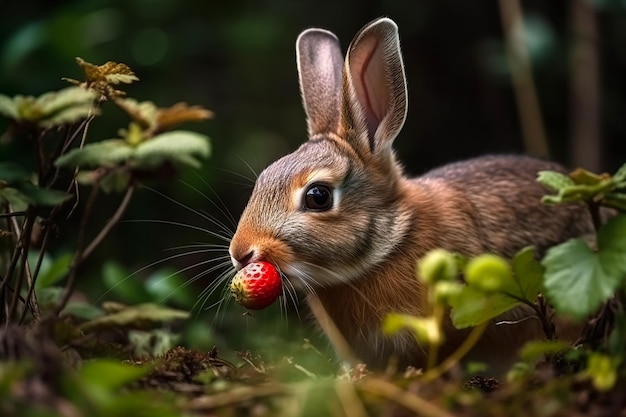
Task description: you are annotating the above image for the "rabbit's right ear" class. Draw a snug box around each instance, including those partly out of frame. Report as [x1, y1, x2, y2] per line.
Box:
[342, 18, 407, 157]
[296, 28, 344, 137]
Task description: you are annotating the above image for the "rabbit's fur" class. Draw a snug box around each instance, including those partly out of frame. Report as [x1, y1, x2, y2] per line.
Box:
[229, 18, 594, 370]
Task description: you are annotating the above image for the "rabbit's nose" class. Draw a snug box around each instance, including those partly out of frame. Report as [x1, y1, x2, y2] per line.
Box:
[231, 250, 255, 270]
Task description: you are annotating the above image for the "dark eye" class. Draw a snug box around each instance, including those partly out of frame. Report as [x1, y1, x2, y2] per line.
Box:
[304, 183, 333, 211]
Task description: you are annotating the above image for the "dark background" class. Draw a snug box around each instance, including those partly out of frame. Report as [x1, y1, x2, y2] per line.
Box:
[2, 0, 625, 353]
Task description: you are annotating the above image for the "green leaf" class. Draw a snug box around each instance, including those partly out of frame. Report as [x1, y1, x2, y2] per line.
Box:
[449, 249, 542, 328]
[145, 269, 196, 307]
[449, 285, 520, 328]
[37, 87, 97, 118]
[465, 254, 511, 292]
[79, 359, 150, 392]
[0, 94, 19, 119]
[36, 252, 73, 289]
[64, 301, 105, 320]
[40, 106, 96, 128]
[382, 313, 441, 345]
[99, 170, 132, 193]
[585, 353, 618, 391]
[79, 303, 189, 333]
[519, 340, 570, 363]
[0, 187, 30, 207]
[502, 246, 544, 303]
[418, 249, 458, 284]
[0, 162, 30, 182]
[8, 181, 71, 206]
[613, 163, 626, 183]
[102, 262, 152, 305]
[133, 131, 211, 168]
[12, 182, 71, 206]
[542, 215, 626, 321]
[604, 192, 626, 212]
[55, 139, 133, 168]
[537, 170, 575, 191]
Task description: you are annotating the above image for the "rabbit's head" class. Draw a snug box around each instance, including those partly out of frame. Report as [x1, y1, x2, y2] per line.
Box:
[229, 18, 411, 290]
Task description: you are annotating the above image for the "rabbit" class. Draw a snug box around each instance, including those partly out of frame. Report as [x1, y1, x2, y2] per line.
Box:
[228, 17, 595, 371]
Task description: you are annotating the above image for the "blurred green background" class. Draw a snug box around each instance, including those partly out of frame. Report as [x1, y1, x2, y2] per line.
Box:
[1, 0, 625, 358]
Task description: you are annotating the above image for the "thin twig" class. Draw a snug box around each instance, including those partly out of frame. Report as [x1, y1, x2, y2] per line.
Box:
[0, 211, 27, 219]
[186, 383, 290, 411]
[53, 183, 136, 315]
[52, 185, 100, 316]
[307, 293, 360, 366]
[82, 183, 136, 260]
[422, 321, 489, 383]
[335, 380, 369, 417]
[19, 228, 51, 323]
[8, 208, 37, 321]
[358, 377, 456, 417]
[498, 0, 550, 158]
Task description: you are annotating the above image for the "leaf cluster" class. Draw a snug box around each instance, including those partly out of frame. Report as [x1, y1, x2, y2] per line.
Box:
[538, 163, 626, 211]
[0, 86, 98, 128]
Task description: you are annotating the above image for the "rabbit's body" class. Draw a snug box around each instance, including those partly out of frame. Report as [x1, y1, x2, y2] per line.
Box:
[312, 154, 590, 369]
[229, 18, 594, 370]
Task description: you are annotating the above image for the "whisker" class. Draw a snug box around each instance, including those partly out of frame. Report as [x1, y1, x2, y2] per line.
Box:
[141, 185, 234, 239]
[124, 219, 231, 243]
[213, 165, 257, 185]
[186, 174, 238, 230]
[237, 157, 259, 181]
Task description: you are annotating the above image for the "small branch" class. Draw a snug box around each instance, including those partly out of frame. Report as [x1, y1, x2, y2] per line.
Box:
[82, 183, 136, 260]
[307, 292, 360, 366]
[19, 228, 51, 323]
[52, 185, 100, 316]
[422, 321, 489, 383]
[498, 0, 550, 158]
[335, 380, 369, 417]
[426, 303, 445, 371]
[358, 377, 456, 417]
[8, 208, 37, 321]
[0, 211, 27, 219]
[587, 200, 603, 233]
[53, 183, 136, 316]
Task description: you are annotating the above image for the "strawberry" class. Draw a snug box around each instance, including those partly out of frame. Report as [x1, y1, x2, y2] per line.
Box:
[230, 261, 281, 310]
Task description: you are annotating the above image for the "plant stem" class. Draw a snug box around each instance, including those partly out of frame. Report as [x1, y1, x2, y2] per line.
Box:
[8, 207, 37, 321]
[52, 185, 100, 316]
[0, 211, 27, 219]
[422, 321, 489, 383]
[426, 303, 444, 371]
[587, 200, 602, 233]
[358, 377, 456, 417]
[498, 0, 550, 158]
[82, 183, 136, 260]
[53, 183, 136, 316]
[19, 228, 51, 323]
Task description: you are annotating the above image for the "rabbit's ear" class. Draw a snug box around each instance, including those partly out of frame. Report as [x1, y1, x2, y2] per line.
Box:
[343, 18, 407, 155]
[296, 28, 344, 137]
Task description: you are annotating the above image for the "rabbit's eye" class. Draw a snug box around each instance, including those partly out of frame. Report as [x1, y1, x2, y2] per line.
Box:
[304, 184, 333, 211]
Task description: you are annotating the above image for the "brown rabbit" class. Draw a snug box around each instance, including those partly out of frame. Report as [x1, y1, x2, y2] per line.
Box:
[229, 17, 593, 370]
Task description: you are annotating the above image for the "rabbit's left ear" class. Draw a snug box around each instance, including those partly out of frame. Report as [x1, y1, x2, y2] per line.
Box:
[296, 28, 344, 137]
[342, 18, 408, 155]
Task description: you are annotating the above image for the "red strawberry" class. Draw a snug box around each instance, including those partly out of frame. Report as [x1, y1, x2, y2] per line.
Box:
[230, 261, 281, 310]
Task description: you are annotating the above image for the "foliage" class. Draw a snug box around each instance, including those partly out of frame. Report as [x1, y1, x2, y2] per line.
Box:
[383, 163, 626, 395]
[542, 215, 626, 321]
[0, 57, 212, 326]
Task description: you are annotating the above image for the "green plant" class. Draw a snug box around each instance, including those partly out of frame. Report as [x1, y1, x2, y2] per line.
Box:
[0, 58, 212, 325]
[384, 163, 626, 390]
